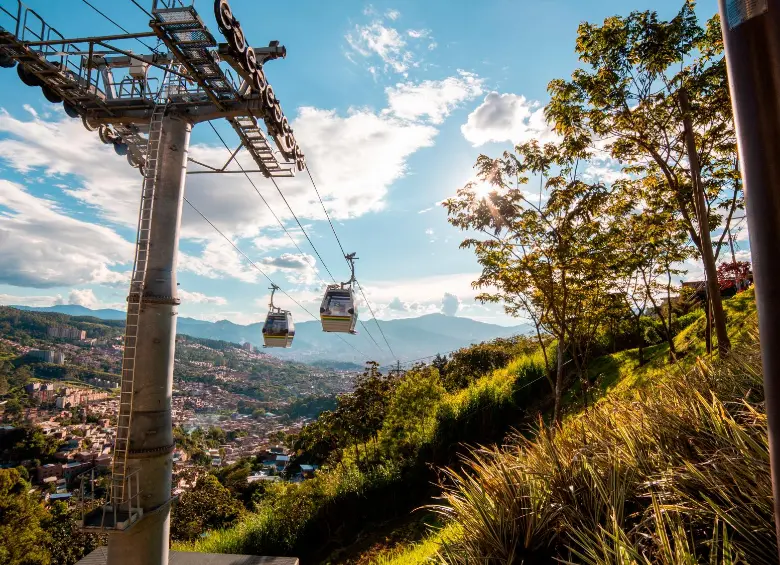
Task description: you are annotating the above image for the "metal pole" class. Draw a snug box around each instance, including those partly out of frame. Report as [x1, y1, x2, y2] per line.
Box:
[106, 115, 191, 565]
[718, 0, 780, 553]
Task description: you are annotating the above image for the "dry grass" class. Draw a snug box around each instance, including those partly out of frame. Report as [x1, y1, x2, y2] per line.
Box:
[433, 334, 774, 564]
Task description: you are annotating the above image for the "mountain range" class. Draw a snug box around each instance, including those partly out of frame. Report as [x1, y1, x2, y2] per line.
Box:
[9, 304, 532, 365]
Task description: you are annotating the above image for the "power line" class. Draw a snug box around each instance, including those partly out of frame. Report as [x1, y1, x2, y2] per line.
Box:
[183, 196, 369, 359]
[307, 166, 348, 258]
[267, 174, 337, 282]
[80, 0, 160, 53]
[306, 165, 397, 360]
[204, 122, 388, 357]
[355, 280, 396, 359]
[129, 0, 154, 19]
[206, 122, 327, 282]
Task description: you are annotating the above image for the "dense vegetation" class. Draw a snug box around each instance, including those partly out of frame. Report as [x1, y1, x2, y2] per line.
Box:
[0, 306, 124, 343]
[0, 468, 105, 565]
[172, 335, 558, 560]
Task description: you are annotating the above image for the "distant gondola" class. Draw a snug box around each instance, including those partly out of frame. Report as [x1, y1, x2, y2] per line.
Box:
[262, 284, 294, 347]
[320, 253, 359, 334]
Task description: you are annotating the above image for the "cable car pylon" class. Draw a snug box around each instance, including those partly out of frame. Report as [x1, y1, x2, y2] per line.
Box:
[0, 0, 307, 563]
[320, 253, 359, 334]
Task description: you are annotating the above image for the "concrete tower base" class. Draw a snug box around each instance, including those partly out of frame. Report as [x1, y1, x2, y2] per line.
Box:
[75, 549, 299, 565]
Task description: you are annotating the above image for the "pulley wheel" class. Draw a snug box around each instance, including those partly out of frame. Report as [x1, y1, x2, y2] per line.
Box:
[296, 157, 305, 172]
[0, 52, 15, 69]
[63, 102, 80, 119]
[264, 116, 278, 137]
[273, 102, 283, 124]
[252, 67, 267, 96]
[98, 125, 114, 145]
[284, 132, 295, 152]
[127, 152, 140, 168]
[216, 0, 234, 32]
[264, 84, 275, 109]
[280, 116, 291, 134]
[113, 142, 129, 156]
[41, 85, 63, 104]
[229, 21, 246, 55]
[17, 64, 42, 87]
[243, 46, 257, 75]
[82, 114, 98, 132]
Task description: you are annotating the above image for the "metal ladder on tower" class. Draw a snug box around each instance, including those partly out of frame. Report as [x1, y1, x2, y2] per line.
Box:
[109, 97, 168, 509]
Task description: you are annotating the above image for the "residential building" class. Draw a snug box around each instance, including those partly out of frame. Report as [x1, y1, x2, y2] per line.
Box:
[47, 326, 87, 340]
[29, 349, 66, 364]
[36, 463, 63, 483]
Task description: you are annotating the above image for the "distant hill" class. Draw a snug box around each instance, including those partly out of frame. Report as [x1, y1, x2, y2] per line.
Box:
[11, 304, 127, 320]
[9, 304, 532, 364]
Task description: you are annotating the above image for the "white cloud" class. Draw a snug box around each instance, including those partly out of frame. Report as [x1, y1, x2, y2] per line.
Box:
[388, 296, 407, 311]
[0, 107, 142, 228]
[386, 71, 484, 124]
[261, 253, 313, 270]
[0, 179, 133, 288]
[582, 160, 630, 184]
[461, 92, 559, 147]
[178, 289, 228, 305]
[0, 293, 63, 307]
[0, 103, 437, 286]
[345, 13, 436, 76]
[67, 288, 100, 309]
[346, 22, 412, 74]
[253, 230, 302, 252]
[441, 292, 460, 316]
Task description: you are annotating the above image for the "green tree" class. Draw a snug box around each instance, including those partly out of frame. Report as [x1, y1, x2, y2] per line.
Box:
[380, 366, 444, 459]
[43, 501, 103, 565]
[445, 140, 619, 422]
[545, 2, 739, 355]
[0, 468, 51, 565]
[170, 474, 244, 542]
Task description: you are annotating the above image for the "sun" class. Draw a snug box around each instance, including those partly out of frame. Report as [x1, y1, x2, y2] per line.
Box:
[470, 180, 495, 200]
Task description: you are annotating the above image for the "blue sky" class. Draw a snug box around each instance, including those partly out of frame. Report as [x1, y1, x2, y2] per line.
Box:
[0, 0, 727, 335]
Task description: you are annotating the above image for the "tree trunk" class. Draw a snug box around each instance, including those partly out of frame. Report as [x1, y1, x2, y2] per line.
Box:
[533, 322, 555, 393]
[666, 268, 677, 363]
[553, 341, 564, 426]
[637, 328, 644, 367]
[705, 295, 713, 355]
[679, 89, 731, 355]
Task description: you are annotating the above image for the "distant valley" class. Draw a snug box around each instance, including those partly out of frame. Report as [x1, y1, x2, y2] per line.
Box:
[11, 304, 533, 365]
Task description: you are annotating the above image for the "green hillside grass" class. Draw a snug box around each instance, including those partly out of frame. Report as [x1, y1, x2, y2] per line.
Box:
[368, 290, 761, 564]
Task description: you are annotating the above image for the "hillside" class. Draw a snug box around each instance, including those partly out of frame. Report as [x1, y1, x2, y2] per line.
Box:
[358, 291, 764, 565]
[0, 306, 350, 404]
[10, 304, 532, 364]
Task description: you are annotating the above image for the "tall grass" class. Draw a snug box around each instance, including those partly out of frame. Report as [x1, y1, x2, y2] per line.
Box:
[433, 337, 775, 563]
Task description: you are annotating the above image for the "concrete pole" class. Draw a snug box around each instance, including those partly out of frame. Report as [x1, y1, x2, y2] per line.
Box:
[106, 115, 191, 565]
[717, 0, 780, 554]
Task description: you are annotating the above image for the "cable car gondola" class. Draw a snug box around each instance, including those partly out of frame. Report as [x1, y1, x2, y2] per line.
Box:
[320, 252, 359, 334]
[262, 284, 294, 348]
